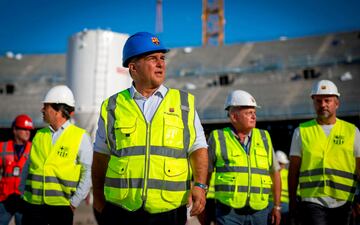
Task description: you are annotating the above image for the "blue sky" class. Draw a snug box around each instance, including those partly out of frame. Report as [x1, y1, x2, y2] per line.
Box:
[0, 0, 359, 54]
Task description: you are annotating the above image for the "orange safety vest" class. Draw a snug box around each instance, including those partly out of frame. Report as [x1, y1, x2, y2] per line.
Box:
[0, 140, 31, 201]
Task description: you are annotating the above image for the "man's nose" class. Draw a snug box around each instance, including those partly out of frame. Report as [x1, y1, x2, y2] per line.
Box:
[319, 100, 327, 107]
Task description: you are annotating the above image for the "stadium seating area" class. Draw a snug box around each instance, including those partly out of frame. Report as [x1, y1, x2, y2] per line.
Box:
[0, 31, 359, 128]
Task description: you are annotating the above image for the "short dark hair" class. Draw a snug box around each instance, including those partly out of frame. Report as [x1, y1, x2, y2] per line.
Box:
[50, 103, 74, 120]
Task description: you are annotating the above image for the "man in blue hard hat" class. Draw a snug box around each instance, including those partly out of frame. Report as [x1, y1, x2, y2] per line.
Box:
[92, 32, 208, 225]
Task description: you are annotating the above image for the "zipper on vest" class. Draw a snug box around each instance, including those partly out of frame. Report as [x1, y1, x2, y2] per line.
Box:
[142, 122, 151, 202]
[246, 153, 251, 205]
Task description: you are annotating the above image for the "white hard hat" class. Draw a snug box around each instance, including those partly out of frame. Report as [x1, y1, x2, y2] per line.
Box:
[43, 85, 75, 107]
[224, 90, 260, 110]
[275, 150, 289, 164]
[310, 80, 340, 97]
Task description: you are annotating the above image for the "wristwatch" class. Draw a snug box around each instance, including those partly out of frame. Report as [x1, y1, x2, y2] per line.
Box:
[194, 182, 208, 192]
[273, 205, 282, 211]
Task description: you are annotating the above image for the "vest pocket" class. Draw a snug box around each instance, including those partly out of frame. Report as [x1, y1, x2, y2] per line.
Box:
[163, 115, 184, 150]
[161, 158, 188, 202]
[106, 158, 129, 200]
[217, 174, 236, 198]
[260, 176, 272, 200]
[255, 149, 269, 169]
[114, 119, 137, 149]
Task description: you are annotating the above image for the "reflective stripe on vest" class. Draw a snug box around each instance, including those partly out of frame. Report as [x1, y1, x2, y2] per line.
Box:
[101, 88, 196, 213]
[213, 127, 272, 210]
[0, 140, 31, 201]
[299, 119, 356, 201]
[23, 124, 85, 205]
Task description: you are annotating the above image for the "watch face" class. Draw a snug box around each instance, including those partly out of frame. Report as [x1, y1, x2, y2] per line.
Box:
[194, 182, 208, 191]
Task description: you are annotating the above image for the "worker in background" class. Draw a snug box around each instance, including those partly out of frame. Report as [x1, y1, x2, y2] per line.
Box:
[92, 32, 208, 225]
[268, 150, 290, 225]
[0, 114, 34, 225]
[21, 85, 93, 225]
[208, 90, 281, 225]
[288, 80, 360, 225]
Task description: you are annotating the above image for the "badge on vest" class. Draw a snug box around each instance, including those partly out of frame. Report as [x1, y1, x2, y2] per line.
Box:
[57, 146, 69, 158]
[333, 135, 345, 145]
[13, 166, 20, 176]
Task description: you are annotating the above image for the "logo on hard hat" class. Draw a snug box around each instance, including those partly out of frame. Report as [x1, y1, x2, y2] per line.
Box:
[24, 120, 33, 128]
[152, 37, 160, 45]
[320, 85, 327, 90]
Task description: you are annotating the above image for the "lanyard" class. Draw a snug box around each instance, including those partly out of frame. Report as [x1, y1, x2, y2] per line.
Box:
[240, 135, 252, 154]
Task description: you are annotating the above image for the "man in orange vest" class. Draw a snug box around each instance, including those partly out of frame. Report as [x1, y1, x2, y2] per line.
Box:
[0, 114, 34, 225]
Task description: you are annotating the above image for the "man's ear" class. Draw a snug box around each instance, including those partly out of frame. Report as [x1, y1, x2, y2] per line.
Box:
[128, 62, 136, 74]
[228, 111, 236, 123]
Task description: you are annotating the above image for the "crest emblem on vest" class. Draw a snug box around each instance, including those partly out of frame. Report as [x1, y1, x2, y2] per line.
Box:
[333, 135, 344, 145]
[57, 146, 69, 158]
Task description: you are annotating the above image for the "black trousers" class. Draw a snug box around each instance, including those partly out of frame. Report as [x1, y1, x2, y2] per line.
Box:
[101, 201, 187, 225]
[22, 202, 73, 225]
[300, 201, 352, 225]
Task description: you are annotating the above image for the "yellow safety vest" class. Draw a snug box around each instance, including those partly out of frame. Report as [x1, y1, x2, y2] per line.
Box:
[206, 173, 216, 199]
[269, 168, 289, 203]
[23, 124, 85, 205]
[101, 88, 196, 213]
[211, 127, 273, 210]
[299, 119, 356, 201]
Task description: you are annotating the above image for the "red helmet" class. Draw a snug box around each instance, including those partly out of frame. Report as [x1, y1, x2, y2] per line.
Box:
[13, 114, 34, 130]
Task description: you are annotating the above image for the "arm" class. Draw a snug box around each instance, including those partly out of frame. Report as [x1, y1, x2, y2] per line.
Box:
[288, 156, 301, 213]
[188, 147, 208, 216]
[70, 133, 93, 210]
[92, 151, 110, 212]
[270, 170, 281, 225]
[288, 127, 302, 214]
[353, 128, 360, 216]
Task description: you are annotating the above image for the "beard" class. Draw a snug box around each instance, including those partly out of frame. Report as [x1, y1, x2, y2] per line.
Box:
[317, 110, 331, 119]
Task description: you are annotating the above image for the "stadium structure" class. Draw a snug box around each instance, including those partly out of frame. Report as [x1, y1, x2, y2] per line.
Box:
[0, 29, 359, 151]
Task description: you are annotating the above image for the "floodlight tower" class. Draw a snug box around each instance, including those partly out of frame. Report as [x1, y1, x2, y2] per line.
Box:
[156, 0, 163, 33]
[202, 0, 225, 46]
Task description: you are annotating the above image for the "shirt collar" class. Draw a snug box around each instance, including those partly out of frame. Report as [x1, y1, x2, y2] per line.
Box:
[230, 126, 252, 141]
[129, 83, 168, 100]
[48, 120, 71, 133]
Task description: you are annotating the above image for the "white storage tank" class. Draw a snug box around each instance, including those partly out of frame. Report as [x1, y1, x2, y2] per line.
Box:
[66, 29, 132, 138]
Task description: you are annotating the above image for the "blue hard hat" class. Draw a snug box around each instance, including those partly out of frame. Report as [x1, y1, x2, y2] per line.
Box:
[122, 32, 169, 67]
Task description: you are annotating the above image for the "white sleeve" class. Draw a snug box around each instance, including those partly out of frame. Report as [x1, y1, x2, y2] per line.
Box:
[188, 111, 208, 154]
[93, 115, 111, 155]
[354, 127, 360, 157]
[289, 127, 302, 157]
[70, 133, 93, 207]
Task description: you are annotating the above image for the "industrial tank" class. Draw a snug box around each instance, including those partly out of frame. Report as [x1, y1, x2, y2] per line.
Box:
[66, 29, 132, 138]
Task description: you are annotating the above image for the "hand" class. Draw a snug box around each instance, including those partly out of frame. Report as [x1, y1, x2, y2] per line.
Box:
[70, 204, 76, 213]
[270, 207, 281, 225]
[289, 200, 300, 225]
[187, 186, 206, 216]
[353, 203, 360, 216]
[85, 193, 91, 205]
[93, 195, 106, 213]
